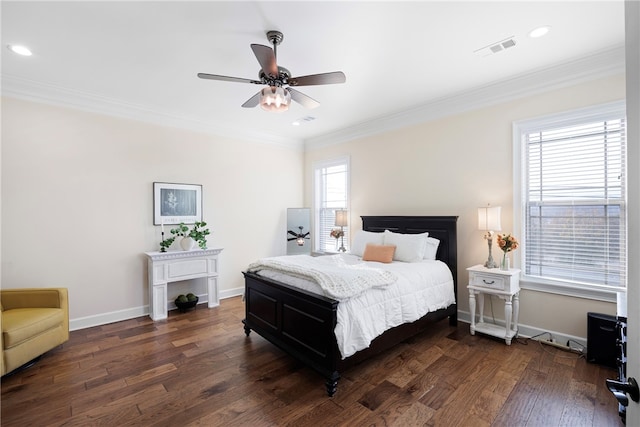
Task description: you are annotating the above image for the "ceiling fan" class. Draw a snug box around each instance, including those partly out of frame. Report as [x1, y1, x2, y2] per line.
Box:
[197, 30, 346, 112]
[288, 226, 310, 246]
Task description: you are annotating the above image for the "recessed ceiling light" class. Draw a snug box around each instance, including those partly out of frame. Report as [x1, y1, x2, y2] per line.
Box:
[7, 44, 33, 56]
[528, 26, 551, 39]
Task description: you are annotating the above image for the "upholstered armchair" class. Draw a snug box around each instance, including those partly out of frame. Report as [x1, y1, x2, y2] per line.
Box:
[1, 288, 69, 376]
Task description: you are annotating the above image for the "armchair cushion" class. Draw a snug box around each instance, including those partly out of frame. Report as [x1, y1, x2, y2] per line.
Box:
[1, 288, 69, 376]
[3, 308, 66, 349]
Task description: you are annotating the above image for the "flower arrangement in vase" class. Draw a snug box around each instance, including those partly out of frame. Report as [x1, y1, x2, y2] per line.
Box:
[330, 228, 345, 251]
[496, 233, 519, 271]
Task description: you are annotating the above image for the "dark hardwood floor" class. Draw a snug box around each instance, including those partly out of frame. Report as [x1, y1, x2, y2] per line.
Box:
[1, 296, 622, 426]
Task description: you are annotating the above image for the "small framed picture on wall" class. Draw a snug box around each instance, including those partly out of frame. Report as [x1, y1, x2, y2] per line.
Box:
[153, 182, 202, 225]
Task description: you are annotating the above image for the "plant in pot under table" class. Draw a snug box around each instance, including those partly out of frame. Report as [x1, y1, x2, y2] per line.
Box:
[168, 222, 211, 251]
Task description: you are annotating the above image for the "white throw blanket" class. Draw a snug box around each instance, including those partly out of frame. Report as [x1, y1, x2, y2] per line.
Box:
[246, 254, 397, 301]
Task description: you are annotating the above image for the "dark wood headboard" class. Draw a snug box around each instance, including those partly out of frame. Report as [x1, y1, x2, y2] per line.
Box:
[361, 215, 459, 293]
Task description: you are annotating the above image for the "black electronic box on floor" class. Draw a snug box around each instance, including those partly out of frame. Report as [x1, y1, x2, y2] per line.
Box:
[587, 312, 617, 369]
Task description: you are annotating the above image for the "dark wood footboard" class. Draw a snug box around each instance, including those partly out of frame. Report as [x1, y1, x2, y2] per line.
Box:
[243, 215, 458, 396]
[243, 271, 341, 392]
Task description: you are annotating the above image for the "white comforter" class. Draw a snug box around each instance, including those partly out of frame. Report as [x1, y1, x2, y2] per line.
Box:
[253, 254, 456, 359]
[247, 254, 397, 300]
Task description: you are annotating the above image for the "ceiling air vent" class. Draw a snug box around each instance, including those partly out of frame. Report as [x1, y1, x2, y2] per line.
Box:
[474, 36, 517, 57]
[292, 116, 316, 126]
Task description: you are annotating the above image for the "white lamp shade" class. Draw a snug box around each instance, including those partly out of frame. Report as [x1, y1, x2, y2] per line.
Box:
[478, 206, 502, 231]
[335, 210, 348, 227]
[260, 86, 291, 112]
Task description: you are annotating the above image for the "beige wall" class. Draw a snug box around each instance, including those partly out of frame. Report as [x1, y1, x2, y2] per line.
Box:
[0, 73, 625, 338]
[304, 74, 625, 340]
[1, 97, 303, 327]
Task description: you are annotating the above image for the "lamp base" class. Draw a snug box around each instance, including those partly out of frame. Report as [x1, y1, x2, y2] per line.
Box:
[484, 258, 498, 269]
[484, 235, 498, 268]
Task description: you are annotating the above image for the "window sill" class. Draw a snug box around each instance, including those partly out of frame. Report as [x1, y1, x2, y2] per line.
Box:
[519, 276, 622, 302]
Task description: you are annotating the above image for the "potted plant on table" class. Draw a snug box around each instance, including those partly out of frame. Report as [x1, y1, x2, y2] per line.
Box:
[160, 222, 211, 251]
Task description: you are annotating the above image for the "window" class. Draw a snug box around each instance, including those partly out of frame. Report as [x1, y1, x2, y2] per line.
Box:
[314, 157, 350, 252]
[514, 101, 626, 300]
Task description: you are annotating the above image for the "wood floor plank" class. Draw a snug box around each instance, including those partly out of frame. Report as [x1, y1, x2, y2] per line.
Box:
[0, 296, 623, 427]
[524, 364, 572, 426]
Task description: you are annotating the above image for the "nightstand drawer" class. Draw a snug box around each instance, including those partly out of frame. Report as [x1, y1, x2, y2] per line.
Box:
[467, 265, 520, 294]
[471, 273, 507, 290]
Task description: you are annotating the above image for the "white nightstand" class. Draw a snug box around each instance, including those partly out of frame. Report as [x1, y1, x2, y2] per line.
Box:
[467, 264, 521, 345]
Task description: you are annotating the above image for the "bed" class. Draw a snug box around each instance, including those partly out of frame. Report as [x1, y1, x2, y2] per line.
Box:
[242, 215, 458, 396]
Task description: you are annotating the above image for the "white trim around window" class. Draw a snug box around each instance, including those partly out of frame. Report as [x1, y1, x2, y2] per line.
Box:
[312, 156, 350, 253]
[513, 100, 627, 302]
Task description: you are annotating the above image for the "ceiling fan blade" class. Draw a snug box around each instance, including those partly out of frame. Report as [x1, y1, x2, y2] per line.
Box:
[288, 71, 346, 87]
[241, 91, 261, 108]
[251, 44, 278, 78]
[197, 73, 261, 85]
[288, 88, 320, 109]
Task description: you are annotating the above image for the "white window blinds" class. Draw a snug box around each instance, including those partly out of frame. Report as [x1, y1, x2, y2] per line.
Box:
[314, 158, 349, 252]
[522, 108, 626, 289]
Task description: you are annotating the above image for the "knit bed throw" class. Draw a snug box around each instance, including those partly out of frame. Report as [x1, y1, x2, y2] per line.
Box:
[246, 254, 397, 301]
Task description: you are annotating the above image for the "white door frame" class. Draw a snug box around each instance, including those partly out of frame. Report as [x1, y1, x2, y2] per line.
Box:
[624, 1, 639, 425]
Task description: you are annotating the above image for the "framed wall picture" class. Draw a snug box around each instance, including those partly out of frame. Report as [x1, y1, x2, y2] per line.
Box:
[153, 182, 202, 225]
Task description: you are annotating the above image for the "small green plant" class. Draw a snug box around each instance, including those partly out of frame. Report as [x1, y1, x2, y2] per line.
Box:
[159, 221, 211, 251]
[159, 236, 175, 252]
[188, 221, 211, 249]
[170, 223, 190, 237]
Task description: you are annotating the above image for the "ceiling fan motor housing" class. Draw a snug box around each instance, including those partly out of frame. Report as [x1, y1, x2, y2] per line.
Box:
[259, 66, 291, 85]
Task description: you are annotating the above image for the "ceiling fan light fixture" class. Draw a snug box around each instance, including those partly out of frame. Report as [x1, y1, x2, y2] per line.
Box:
[260, 86, 291, 112]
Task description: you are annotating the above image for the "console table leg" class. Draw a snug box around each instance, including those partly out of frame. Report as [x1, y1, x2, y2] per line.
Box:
[469, 291, 477, 335]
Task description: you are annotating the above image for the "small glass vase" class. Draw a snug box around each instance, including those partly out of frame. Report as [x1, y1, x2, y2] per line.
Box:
[500, 253, 510, 271]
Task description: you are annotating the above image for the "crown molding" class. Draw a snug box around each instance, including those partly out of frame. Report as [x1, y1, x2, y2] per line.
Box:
[0, 75, 305, 151]
[304, 45, 626, 150]
[1, 45, 624, 152]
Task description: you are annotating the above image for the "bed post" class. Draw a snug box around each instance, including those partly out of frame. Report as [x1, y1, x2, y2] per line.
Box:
[326, 372, 340, 397]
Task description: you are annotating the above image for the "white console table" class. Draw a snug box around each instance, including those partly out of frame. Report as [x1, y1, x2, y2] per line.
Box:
[145, 248, 223, 321]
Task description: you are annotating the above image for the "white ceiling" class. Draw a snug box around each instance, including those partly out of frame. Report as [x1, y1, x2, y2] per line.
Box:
[1, 1, 626, 148]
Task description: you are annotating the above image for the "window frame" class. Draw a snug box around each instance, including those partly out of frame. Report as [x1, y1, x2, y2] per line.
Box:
[512, 100, 627, 302]
[312, 156, 350, 253]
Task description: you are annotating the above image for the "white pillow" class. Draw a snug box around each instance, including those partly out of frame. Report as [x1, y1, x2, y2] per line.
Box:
[350, 230, 384, 256]
[423, 237, 440, 260]
[383, 230, 429, 262]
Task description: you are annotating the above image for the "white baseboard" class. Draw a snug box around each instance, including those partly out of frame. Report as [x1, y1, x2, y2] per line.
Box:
[69, 287, 245, 331]
[220, 286, 244, 300]
[457, 310, 587, 351]
[70, 292, 586, 353]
